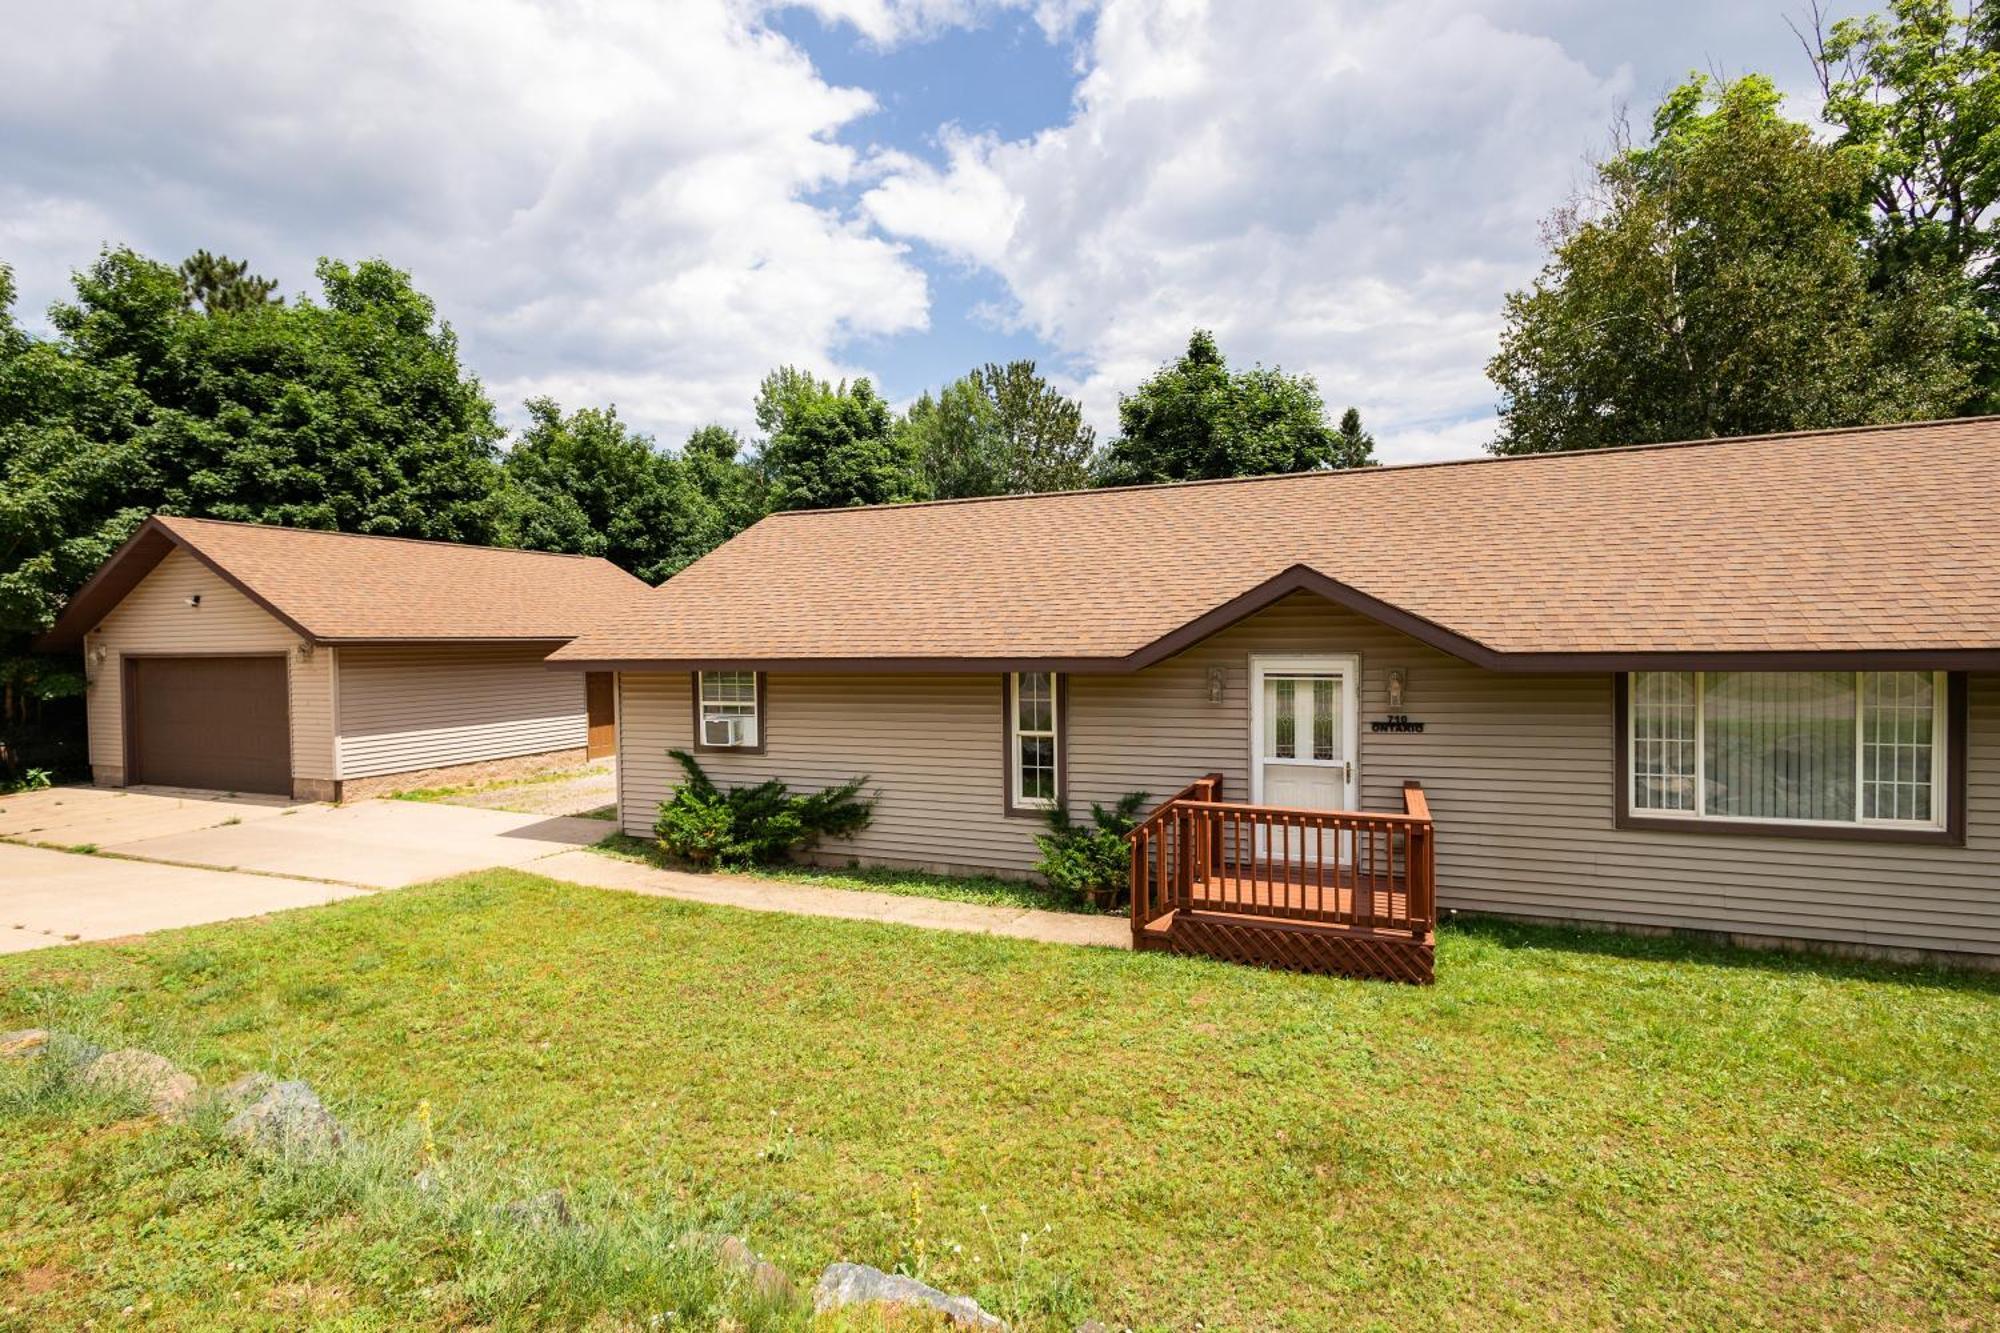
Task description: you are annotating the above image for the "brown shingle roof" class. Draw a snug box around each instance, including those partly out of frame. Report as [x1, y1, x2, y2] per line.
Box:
[548, 417, 2000, 672]
[39, 516, 652, 649]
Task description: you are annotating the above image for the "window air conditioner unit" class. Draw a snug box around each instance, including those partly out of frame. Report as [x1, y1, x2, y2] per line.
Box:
[703, 714, 753, 747]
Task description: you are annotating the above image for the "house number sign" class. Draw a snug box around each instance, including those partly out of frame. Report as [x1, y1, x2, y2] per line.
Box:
[1370, 714, 1426, 733]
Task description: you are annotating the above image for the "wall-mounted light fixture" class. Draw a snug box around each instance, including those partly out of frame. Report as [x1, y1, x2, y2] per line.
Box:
[185, 593, 202, 609]
[296, 642, 315, 662]
[1205, 665, 1227, 704]
[1386, 667, 1407, 710]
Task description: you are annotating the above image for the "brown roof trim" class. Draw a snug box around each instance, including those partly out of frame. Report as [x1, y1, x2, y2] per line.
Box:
[547, 561, 2000, 675]
[1118, 564, 1499, 670]
[36, 517, 320, 651]
[327, 636, 575, 647]
[546, 654, 1146, 674]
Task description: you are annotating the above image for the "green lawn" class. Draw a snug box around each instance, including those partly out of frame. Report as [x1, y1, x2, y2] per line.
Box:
[1, 872, 1995, 1330]
[591, 831, 1102, 915]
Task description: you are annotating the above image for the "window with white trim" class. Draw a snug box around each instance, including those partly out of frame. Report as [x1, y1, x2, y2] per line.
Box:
[1627, 670, 1946, 829]
[1010, 672, 1060, 809]
[697, 671, 760, 749]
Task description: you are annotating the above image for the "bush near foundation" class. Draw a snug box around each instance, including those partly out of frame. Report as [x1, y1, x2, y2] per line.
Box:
[654, 749, 873, 868]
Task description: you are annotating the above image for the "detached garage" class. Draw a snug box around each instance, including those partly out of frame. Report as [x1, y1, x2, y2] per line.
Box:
[39, 516, 650, 800]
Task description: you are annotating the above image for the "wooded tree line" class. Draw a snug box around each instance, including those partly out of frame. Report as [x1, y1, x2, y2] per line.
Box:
[1490, 0, 2000, 452]
[0, 247, 1362, 776]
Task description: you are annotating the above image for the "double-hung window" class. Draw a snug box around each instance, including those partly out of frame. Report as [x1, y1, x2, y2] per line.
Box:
[1008, 672, 1061, 812]
[695, 671, 762, 751]
[1626, 670, 1949, 833]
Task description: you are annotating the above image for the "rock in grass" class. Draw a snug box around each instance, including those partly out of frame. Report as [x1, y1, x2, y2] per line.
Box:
[81, 1048, 198, 1118]
[498, 1188, 573, 1228]
[712, 1234, 794, 1301]
[206, 1071, 279, 1117]
[0, 1029, 50, 1059]
[812, 1263, 1007, 1331]
[223, 1079, 344, 1157]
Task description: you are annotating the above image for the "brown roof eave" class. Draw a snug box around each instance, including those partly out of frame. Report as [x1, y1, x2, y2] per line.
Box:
[328, 636, 577, 647]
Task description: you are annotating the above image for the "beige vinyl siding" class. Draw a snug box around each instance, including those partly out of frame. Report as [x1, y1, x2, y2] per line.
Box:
[620, 671, 1041, 873]
[618, 592, 2000, 957]
[83, 548, 334, 780]
[336, 644, 584, 780]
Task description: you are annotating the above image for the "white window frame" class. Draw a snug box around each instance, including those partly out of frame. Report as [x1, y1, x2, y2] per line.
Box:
[696, 670, 761, 750]
[1009, 671, 1061, 811]
[1625, 670, 1949, 832]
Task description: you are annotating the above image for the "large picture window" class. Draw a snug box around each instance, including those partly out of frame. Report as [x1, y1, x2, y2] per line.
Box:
[1007, 672, 1062, 813]
[1625, 670, 1948, 831]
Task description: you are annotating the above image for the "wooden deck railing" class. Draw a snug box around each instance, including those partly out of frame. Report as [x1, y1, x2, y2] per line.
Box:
[1130, 778, 1436, 940]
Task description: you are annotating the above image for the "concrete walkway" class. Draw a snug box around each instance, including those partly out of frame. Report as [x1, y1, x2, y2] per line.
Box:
[533, 849, 1133, 950]
[2, 783, 1128, 954]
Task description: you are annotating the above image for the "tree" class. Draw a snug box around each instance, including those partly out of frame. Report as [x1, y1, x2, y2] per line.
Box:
[902, 360, 1098, 499]
[0, 248, 512, 779]
[150, 255, 509, 538]
[755, 368, 924, 510]
[1803, 0, 2000, 407]
[1487, 75, 1975, 455]
[500, 403, 766, 582]
[903, 378, 1002, 500]
[681, 424, 769, 543]
[1097, 330, 1343, 484]
[0, 262, 147, 781]
[177, 249, 281, 314]
[1333, 407, 1377, 468]
[502, 400, 693, 582]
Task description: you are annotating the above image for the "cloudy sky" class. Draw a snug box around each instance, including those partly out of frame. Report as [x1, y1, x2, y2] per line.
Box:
[1, 0, 1842, 463]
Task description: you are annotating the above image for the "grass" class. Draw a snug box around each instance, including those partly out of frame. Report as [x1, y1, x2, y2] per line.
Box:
[387, 765, 608, 806]
[2, 873, 1996, 1330]
[591, 831, 1104, 915]
[0, 1039, 806, 1330]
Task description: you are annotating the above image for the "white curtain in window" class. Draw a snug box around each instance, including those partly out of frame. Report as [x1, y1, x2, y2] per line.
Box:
[1702, 672, 1854, 821]
[1631, 671, 1696, 811]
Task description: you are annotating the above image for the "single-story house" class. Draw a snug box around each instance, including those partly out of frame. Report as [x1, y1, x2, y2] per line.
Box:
[39, 515, 648, 801]
[548, 417, 2000, 978]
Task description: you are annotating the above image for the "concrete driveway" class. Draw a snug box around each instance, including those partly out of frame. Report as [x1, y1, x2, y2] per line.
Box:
[0, 843, 370, 954]
[0, 785, 611, 952]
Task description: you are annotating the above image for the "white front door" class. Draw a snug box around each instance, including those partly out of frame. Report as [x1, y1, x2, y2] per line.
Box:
[1249, 654, 1359, 833]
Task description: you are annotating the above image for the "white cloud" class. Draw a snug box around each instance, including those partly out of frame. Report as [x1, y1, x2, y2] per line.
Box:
[862, 0, 1644, 461]
[860, 132, 1022, 266]
[779, 0, 1091, 45]
[0, 0, 930, 445]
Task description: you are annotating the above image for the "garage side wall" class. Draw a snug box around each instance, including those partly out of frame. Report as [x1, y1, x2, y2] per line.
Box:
[334, 644, 585, 783]
[83, 548, 335, 791]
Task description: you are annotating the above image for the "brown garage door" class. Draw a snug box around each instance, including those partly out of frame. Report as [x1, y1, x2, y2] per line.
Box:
[127, 656, 291, 795]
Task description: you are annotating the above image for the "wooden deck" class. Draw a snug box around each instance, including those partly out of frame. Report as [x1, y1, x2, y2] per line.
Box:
[1186, 863, 1413, 923]
[1129, 776, 1437, 984]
